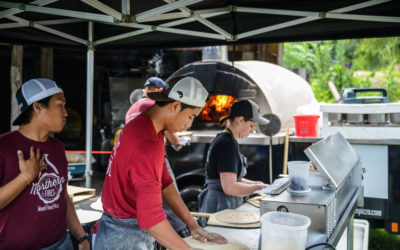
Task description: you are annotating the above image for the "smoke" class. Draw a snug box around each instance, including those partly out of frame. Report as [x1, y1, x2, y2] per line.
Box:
[148, 50, 165, 77]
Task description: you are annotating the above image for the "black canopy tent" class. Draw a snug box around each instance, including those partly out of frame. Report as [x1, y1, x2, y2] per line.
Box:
[1, 0, 399, 187]
[1, 0, 400, 49]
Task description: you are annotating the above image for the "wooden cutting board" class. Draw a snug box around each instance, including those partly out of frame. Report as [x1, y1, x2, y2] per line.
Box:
[167, 237, 250, 250]
[191, 209, 260, 228]
[67, 185, 96, 204]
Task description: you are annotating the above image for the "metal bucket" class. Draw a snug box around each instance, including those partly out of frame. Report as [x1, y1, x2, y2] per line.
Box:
[391, 113, 400, 123]
[347, 114, 364, 123]
[368, 114, 386, 124]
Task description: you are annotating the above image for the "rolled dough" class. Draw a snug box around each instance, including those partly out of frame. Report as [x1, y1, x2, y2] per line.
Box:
[215, 209, 260, 224]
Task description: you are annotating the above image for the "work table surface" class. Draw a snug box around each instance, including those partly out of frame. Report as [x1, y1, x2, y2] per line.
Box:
[205, 203, 326, 250]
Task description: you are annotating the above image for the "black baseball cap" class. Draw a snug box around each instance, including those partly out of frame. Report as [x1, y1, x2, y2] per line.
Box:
[228, 100, 270, 125]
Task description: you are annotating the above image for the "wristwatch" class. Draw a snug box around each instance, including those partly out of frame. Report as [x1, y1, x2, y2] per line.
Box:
[76, 233, 89, 244]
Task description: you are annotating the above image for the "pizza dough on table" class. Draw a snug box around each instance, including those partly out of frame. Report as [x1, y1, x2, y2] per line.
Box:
[215, 209, 260, 224]
[167, 237, 250, 250]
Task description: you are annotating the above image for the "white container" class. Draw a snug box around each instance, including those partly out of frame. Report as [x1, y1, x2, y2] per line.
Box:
[337, 219, 369, 250]
[288, 161, 310, 191]
[261, 211, 311, 250]
[309, 170, 329, 187]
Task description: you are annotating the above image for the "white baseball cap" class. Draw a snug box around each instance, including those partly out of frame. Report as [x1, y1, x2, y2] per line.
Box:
[147, 76, 208, 108]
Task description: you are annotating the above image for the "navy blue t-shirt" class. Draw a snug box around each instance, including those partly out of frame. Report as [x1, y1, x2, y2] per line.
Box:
[205, 132, 241, 179]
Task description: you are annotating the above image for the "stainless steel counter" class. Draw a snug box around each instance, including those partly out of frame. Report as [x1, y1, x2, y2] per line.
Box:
[189, 130, 400, 146]
[204, 203, 327, 250]
[190, 130, 286, 145]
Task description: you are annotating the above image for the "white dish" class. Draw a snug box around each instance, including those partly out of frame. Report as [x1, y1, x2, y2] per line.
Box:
[309, 170, 329, 187]
[90, 198, 103, 211]
[76, 209, 102, 224]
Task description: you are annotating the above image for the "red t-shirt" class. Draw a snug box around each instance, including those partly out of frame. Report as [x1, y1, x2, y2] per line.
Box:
[125, 98, 155, 124]
[0, 131, 68, 249]
[102, 113, 173, 229]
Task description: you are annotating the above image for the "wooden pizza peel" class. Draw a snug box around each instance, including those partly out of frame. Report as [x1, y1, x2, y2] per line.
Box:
[246, 193, 267, 208]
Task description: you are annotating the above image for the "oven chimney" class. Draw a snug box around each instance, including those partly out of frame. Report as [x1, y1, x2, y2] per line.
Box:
[202, 46, 228, 61]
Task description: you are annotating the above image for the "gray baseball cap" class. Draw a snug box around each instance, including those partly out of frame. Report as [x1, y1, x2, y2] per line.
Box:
[13, 78, 63, 126]
[147, 76, 208, 108]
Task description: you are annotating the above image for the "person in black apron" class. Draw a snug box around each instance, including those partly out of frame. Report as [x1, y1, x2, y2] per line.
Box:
[198, 100, 269, 216]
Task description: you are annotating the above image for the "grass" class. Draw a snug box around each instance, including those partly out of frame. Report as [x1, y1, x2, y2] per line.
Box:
[369, 228, 400, 250]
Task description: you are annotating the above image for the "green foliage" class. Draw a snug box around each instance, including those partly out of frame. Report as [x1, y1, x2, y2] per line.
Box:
[382, 59, 400, 102]
[353, 37, 400, 71]
[283, 37, 400, 103]
[369, 228, 400, 250]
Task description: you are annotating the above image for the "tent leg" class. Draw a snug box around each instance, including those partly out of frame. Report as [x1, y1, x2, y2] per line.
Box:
[85, 21, 94, 188]
[10, 45, 23, 131]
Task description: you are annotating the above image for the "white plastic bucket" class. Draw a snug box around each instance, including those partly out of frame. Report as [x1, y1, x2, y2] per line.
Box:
[336, 219, 370, 250]
[261, 211, 311, 250]
[288, 161, 310, 191]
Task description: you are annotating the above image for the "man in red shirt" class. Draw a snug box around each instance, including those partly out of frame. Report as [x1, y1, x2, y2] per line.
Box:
[96, 76, 227, 249]
[0, 79, 89, 249]
[124, 77, 189, 245]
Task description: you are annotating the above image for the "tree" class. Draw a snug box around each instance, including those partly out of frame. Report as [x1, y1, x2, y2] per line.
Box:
[283, 37, 400, 103]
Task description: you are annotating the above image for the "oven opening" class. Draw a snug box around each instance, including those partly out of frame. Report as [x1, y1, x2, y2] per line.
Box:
[200, 95, 237, 122]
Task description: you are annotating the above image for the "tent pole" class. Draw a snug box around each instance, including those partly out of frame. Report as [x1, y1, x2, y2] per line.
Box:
[10, 45, 23, 131]
[85, 21, 94, 188]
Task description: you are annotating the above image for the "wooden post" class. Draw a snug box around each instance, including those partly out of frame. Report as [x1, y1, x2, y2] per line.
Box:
[10, 45, 23, 131]
[277, 43, 284, 66]
[40, 47, 53, 79]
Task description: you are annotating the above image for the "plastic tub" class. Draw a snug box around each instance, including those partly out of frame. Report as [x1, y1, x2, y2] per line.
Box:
[261, 211, 311, 250]
[293, 115, 319, 137]
[309, 170, 329, 187]
[288, 161, 310, 192]
[336, 219, 369, 250]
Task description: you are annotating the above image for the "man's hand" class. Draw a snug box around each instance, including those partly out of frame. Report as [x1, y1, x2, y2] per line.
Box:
[18, 146, 46, 184]
[190, 225, 227, 244]
[78, 239, 90, 250]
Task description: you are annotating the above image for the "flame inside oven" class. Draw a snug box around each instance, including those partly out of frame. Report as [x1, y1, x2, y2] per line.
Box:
[201, 95, 238, 122]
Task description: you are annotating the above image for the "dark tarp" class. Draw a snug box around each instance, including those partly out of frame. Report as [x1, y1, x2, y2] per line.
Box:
[0, 0, 399, 50]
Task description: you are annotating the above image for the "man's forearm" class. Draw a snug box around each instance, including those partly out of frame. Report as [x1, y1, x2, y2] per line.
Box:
[147, 219, 191, 250]
[161, 184, 228, 246]
[0, 174, 29, 210]
[65, 192, 90, 249]
[65, 192, 86, 238]
[162, 184, 198, 229]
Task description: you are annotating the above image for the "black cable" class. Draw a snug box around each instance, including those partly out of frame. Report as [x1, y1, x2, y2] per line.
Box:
[305, 242, 336, 250]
